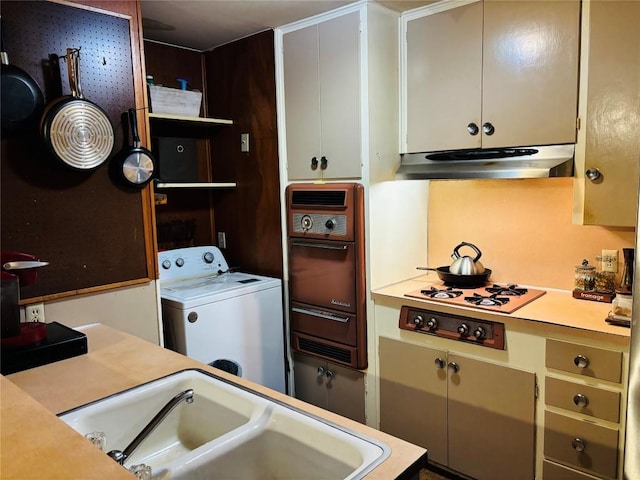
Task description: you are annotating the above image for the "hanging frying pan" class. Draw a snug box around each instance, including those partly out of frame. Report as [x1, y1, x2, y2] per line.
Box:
[116, 108, 156, 187]
[40, 48, 114, 170]
[1, 20, 45, 135]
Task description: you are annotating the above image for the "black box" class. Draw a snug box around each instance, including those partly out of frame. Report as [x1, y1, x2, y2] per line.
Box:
[156, 137, 199, 182]
[1, 322, 88, 375]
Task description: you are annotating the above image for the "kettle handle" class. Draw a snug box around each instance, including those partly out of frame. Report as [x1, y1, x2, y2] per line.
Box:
[453, 242, 482, 262]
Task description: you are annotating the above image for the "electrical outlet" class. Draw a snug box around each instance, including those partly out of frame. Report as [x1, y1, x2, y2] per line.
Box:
[240, 133, 250, 153]
[218, 232, 227, 249]
[25, 302, 45, 323]
[602, 249, 618, 273]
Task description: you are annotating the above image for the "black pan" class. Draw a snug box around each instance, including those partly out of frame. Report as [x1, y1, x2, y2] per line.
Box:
[116, 108, 155, 187]
[0, 20, 44, 135]
[417, 266, 492, 287]
[40, 48, 114, 170]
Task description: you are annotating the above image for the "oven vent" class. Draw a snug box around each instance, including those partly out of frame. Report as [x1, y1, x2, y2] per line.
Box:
[291, 190, 346, 207]
[298, 337, 352, 364]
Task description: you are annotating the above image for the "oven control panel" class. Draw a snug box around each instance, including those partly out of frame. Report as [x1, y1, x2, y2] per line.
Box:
[399, 306, 505, 350]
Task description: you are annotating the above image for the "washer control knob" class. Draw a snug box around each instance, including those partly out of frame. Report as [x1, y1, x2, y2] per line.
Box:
[412, 315, 424, 328]
[473, 326, 486, 340]
[187, 311, 198, 323]
[457, 323, 470, 336]
[203, 252, 215, 263]
[175, 258, 185, 267]
[162, 260, 172, 270]
[426, 317, 438, 330]
[325, 218, 337, 230]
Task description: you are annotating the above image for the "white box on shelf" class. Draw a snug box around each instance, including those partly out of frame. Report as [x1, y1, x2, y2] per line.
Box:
[149, 85, 202, 117]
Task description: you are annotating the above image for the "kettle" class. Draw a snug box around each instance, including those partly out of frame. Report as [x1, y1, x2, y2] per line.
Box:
[449, 242, 485, 275]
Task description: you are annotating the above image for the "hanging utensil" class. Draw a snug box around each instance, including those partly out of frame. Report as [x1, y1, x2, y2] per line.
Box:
[115, 108, 156, 187]
[1, 19, 44, 135]
[40, 48, 114, 170]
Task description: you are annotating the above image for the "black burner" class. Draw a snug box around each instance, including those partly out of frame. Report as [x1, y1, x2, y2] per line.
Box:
[485, 284, 528, 296]
[421, 287, 464, 299]
[464, 293, 510, 307]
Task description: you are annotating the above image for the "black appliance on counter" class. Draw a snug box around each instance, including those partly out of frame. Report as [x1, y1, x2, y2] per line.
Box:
[1, 252, 87, 375]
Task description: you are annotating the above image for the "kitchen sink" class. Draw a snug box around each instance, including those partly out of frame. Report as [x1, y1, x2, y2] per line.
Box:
[58, 369, 389, 479]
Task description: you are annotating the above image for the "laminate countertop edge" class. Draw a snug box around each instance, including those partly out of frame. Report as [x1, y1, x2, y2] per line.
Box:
[2, 323, 426, 480]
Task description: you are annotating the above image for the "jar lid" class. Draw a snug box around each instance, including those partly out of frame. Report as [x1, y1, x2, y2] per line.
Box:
[575, 259, 595, 271]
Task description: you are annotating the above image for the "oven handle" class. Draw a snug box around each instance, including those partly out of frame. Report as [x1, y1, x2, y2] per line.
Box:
[292, 307, 350, 323]
[290, 240, 348, 250]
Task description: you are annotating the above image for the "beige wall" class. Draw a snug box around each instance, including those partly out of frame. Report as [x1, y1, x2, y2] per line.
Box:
[427, 178, 635, 290]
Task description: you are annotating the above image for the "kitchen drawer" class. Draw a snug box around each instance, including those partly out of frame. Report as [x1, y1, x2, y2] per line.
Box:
[543, 459, 602, 480]
[546, 339, 622, 383]
[544, 411, 618, 479]
[545, 377, 621, 423]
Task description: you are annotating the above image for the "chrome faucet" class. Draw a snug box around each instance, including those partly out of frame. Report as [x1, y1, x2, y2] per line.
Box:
[107, 388, 195, 465]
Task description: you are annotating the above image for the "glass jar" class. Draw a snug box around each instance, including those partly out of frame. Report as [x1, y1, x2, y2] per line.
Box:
[595, 271, 616, 292]
[574, 259, 596, 291]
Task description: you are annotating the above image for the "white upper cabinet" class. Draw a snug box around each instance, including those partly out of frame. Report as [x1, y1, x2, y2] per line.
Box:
[404, 0, 580, 153]
[573, 0, 640, 227]
[282, 11, 361, 180]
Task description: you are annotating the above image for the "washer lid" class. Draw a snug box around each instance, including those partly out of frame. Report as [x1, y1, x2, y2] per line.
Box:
[160, 271, 281, 308]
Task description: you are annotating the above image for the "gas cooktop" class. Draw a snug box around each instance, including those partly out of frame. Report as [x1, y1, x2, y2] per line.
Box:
[405, 283, 546, 314]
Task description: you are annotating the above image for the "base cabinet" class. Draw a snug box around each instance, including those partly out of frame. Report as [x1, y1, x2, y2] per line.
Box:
[293, 352, 365, 424]
[379, 336, 536, 480]
[543, 338, 624, 479]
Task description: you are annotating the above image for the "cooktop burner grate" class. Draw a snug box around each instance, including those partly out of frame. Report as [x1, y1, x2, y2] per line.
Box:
[485, 284, 528, 296]
[420, 287, 463, 299]
[464, 293, 510, 307]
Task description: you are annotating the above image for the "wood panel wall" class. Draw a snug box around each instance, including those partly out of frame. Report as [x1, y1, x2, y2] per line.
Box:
[205, 30, 283, 278]
[1, 0, 154, 301]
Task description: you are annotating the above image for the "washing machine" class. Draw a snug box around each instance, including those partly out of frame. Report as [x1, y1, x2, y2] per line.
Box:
[158, 246, 286, 393]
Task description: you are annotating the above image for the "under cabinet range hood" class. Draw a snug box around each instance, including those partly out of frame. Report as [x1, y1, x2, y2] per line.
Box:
[396, 144, 575, 180]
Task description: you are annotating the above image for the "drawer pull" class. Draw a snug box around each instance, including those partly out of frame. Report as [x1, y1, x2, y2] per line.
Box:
[573, 354, 590, 368]
[573, 393, 589, 407]
[571, 437, 586, 452]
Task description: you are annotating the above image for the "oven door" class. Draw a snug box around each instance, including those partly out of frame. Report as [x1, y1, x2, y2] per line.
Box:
[290, 302, 357, 347]
[288, 239, 356, 313]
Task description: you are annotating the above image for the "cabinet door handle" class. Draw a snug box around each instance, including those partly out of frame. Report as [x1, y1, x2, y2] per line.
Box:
[311, 156, 318, 169]
[325, 370, 335, 382]
[447, 361, 460, 374]
[571, 437, 586, 452]
[574, 354, 590, 368]
[320, 156, 328, 170]
[467, 123, 479, 136]
[317, 366, 325, 377]
[573, 393, 589, 407]
[434, 357, 446, 369]
[482, 122, 495, 135]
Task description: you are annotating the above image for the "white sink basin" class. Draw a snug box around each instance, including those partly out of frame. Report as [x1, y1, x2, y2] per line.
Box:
[58, 369, 389, 479]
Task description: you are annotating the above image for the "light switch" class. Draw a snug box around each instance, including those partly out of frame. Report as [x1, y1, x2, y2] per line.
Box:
[240, 133, 250, 153]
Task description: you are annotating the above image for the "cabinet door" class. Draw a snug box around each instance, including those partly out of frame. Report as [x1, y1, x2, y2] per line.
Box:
[283, 24, 322, 180]
[283, 12, 361, 180]
[318, 11, 361, 179]
[326, 361, 365, 424]
[573, 0, 640, 227]
[447, 354, 536, 480]
[482, 0, 580, 148]
[293, 353, 328, 409]
[405, 2, 483, 153]
[379, 337, 448, 465]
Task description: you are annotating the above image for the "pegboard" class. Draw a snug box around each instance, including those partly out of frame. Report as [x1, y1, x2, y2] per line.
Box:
[1, 1, 149, 299]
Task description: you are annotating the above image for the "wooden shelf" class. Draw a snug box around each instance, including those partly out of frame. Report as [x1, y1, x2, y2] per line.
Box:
[148, 112, 233, 125]
[155, 182, 236, 189]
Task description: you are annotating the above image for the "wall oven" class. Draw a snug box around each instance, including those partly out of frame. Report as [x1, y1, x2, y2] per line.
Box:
[286, 183, 367, 369]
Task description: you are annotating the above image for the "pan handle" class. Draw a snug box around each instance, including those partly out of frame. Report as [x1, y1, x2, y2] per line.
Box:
[416, 267, 437, 271]
[66, 48, 83, 99]
[128, 108, 141, 147]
